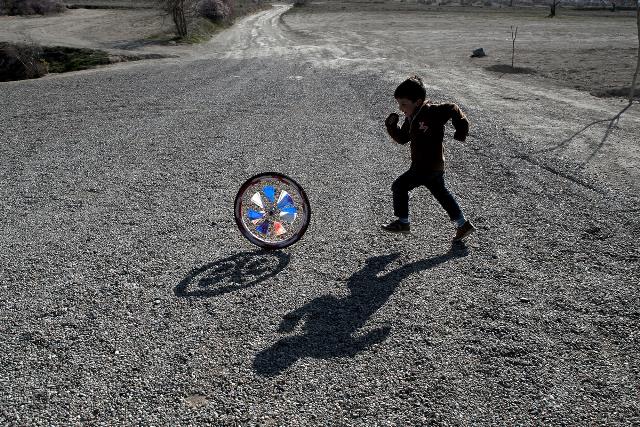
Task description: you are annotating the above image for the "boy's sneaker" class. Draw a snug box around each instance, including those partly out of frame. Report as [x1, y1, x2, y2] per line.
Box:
[381, 219, 411, 234]
[453, 220, 476, 241]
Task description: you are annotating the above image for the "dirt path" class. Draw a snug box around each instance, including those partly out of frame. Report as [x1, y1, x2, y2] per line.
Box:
[0, 8, 170, 51]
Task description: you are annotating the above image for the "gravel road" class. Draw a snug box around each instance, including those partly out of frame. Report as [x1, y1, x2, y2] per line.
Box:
[1, 3, 639, 425]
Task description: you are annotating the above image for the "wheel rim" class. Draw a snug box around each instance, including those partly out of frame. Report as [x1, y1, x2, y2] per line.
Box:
[235, 173, 310, 249]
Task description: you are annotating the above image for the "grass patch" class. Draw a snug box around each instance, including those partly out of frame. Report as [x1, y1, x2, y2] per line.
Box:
[180, 17, 227, 44]
[1, 42, 168, 81]
[0, 43, 48, 81]
[145, 32, 176, 42]
[180, 2, 272, 43]
[164, 1, 271, 44]
[41, 46, 111, 73]
[591, 87, 640, 99]
[485, 64, 537, 74]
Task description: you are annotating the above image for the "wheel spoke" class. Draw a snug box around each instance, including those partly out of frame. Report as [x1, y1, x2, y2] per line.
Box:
[263, 185, 276, 203]
[273, 221, 286, 236]
[279, 206, 297, 223]
[256, 220, 270, 235]
[247, 209, 265, 221]
[251, 192, 264, 209]
[276, 191, 294, 210]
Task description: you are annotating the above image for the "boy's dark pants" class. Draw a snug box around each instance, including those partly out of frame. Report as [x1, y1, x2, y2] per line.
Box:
[392, 169, 463, 221]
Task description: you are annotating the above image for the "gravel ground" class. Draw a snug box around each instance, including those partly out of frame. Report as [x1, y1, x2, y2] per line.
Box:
[1, 3, 639, 425]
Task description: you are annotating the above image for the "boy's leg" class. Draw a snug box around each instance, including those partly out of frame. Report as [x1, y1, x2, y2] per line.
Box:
[424, 171, 465, 226]
[382, 169, 421, 233]
[391, 169, 422, 221]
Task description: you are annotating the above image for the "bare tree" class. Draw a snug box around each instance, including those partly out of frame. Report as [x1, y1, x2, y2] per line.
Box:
[630, 0, 640, 102]
[160, 0, 236, 38]
[511, 25, 518, 68]
[160, 0, 190, 37]
[600, 0, 617, 12]
[548, 0, 560, 17]
[534, 0, 639, 167]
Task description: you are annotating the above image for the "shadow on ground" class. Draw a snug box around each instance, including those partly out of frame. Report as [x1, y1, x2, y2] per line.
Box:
[253, 243, 469, 377]
[110, 39, 174, 50]
[175, 250, 290, 298]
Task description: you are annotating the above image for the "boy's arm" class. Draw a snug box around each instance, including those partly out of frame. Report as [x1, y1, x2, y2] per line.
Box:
[442, 103, 469, 142]
[385, 113, 410, 145]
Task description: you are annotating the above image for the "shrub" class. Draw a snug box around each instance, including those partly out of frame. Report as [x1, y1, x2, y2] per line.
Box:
[0, 0, 66, 15]
[198, 0, 233, 23]
[41, 46, 111, 73]
[0, 43, 48, 81]
[0, 44, 115, 81]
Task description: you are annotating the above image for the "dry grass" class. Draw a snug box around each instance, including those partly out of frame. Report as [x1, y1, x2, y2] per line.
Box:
[485, 64, 536, 74]
[0, 43, 47, 81]
[0, 0, 66, 15]
[0, 42, 163, 81]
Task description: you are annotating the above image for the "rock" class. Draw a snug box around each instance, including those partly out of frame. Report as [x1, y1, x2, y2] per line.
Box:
[471, 48, 486, 58]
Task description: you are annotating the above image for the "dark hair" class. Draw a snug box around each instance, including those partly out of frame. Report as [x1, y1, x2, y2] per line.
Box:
[394, 75, 426, 102]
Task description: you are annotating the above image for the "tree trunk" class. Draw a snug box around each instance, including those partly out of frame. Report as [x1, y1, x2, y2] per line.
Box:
[629, 0, 639, 102]
[167, 0, 188, 38]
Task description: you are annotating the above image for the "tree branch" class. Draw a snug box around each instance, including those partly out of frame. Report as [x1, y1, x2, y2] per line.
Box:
[533, 2, 638, 167]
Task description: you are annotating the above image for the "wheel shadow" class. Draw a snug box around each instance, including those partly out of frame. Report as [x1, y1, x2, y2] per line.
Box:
[253, 243, 470, 377]
[175, 250, 291, 298]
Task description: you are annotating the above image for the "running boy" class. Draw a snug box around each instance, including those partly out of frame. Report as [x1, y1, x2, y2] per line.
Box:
[381, 75, 475, 241]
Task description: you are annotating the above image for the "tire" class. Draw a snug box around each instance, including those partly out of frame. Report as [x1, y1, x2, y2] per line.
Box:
[234, 172, 311, 250]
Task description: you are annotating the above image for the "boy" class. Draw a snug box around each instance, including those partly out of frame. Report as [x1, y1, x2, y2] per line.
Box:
[382, 75, 475, 242]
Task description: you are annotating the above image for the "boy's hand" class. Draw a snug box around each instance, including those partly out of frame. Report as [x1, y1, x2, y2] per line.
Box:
[385, 113, 399, 128]
[453, 131, 467, 142]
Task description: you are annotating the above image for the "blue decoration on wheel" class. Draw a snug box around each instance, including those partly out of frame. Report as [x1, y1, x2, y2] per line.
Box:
[277, 193, 294, 210]
[263, 185, 276, 203]
[247, 209, 264, 221]
[256, 221, 270, 235]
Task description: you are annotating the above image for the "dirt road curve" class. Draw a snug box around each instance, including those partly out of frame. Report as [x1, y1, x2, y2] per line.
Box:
[0, 8, 167, 50]
[1, 3, 638, 425]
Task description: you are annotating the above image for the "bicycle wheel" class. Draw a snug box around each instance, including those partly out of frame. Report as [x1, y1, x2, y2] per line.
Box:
[234, 172, 311, 250]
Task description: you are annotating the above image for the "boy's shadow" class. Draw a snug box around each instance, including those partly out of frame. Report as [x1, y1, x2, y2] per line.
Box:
[253, 243, 469, 377]
[175, 250, 290, 298]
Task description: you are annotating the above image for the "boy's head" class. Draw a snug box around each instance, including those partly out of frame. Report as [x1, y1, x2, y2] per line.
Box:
[394, 75, 426, 117]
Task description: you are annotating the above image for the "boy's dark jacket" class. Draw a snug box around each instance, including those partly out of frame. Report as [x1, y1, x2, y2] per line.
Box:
[386, 102, 469, 172]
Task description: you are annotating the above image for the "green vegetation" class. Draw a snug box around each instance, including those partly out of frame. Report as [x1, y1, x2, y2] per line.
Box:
[41, 46, 111, 73]
[180, 17, 228, 43]
[0, 43, 163, 81]
[160, 0, 270, 43]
